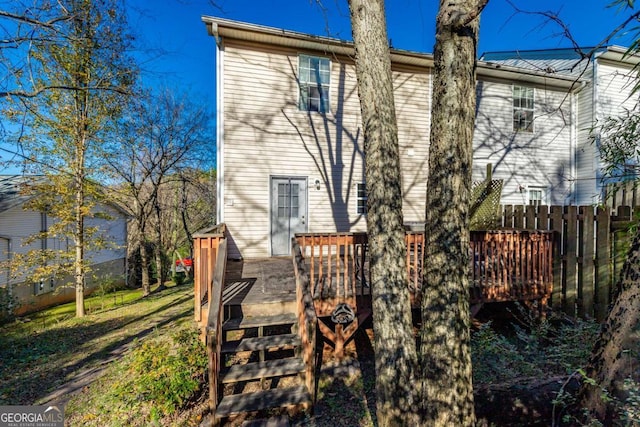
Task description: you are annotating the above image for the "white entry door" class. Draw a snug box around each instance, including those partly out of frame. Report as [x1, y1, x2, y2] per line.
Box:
[270, 177, 307, 256]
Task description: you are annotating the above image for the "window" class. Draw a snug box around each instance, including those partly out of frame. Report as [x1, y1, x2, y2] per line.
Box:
[356, 183, 367, 215]
[277, 183, 299, 218]
[298, 55, 330, 113]
[513, 86, 534, 132]
[528, 186, 547, 206]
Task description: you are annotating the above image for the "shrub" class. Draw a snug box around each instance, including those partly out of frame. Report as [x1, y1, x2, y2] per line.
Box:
[0, 287, 18, 325]
[112, 326, 207, 422]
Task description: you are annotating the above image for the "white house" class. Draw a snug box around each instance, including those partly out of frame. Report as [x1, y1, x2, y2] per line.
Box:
[481, 46, 640, 205]
[0, 175, 128, 314]
[203, 17, 624, 259]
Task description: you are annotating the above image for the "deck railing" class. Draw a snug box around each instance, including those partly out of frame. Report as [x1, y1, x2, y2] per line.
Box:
[469, 230, 554, 305]
[193, 224, 226, 325]
[291, 239, 318, 402]
[295, 229, 554, 311]
[295, 232, 369, 316]
[205, 238, 228, 418]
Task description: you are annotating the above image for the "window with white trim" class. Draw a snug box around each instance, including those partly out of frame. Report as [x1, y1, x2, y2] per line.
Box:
[528, 186, 547, 206]
[356, 183, 367, 215]
[298, 55, 330, 113]
[513, 85, 534, 133]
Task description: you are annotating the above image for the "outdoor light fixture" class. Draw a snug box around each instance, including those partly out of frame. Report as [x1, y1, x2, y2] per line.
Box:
[315, 179, 321, 190]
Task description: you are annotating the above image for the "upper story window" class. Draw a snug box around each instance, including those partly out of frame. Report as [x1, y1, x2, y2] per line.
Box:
[298, 55, 330, 113]
[513, 85, 534, 133]
[356, 182, 367, 215]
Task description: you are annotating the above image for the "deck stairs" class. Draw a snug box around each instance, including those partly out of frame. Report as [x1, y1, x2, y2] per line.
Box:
[211, 311, 313, 424]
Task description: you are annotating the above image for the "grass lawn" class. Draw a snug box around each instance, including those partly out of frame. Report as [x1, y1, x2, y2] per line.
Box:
[0, 283, 198, 409]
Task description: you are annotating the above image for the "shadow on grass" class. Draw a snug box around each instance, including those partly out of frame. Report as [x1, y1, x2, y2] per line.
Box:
[0, 286, 193, 405]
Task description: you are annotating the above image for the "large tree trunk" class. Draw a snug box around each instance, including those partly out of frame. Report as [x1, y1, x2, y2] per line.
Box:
[579, 227, 640, 423]
[420, 1, 487, 425]
[347, 1, 418, 425]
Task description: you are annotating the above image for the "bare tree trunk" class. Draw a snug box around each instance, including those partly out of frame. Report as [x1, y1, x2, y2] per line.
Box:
[140, 239, 150, 296]
[348, 1, 418, 424]
[420, 1, 487, 425]
[579, 228, 640, 423]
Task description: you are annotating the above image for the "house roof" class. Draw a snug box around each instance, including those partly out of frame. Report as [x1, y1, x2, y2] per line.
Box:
[480, 46, 640, 78]
[0, 175, 43, 214]
[202, 16, 588, 91]
[0, 175, 131, 218]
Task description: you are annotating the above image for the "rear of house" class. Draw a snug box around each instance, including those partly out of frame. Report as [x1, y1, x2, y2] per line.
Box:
[206, 17, 586, 259]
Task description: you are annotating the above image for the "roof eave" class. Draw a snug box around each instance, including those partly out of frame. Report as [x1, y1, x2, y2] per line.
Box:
[203, 16, 587, 90]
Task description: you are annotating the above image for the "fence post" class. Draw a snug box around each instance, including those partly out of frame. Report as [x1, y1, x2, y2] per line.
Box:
[595, 206, 611, 321]
[550, 206, 564, 311]
[564, 206, 578, 316]
[579, 206, 595, 319]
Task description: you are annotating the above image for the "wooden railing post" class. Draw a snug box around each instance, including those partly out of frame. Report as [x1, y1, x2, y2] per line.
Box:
[206, 238, 228, 419]
[292, 238, 318, 402]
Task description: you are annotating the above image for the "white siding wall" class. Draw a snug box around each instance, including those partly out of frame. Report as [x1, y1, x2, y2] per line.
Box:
[221, 41, 430, 258]
[593, 60, 639, 201]
[0, 203, 126, 288]
[575, 68, 597, 205]
[85, 205, 127, 265]
[472, 79, 573, 205]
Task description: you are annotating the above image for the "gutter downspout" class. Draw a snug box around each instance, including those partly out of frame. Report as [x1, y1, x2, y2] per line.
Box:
[593, 55, 603, 203]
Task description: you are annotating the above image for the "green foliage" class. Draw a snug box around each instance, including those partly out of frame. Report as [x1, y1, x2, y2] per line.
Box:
[0, 287, 18, 325]
[471, 312, 600, 385]
[110, 327, 207, 422]
[173, 272, 186, 286]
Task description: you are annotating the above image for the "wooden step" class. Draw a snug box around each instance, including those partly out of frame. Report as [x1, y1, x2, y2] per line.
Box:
[222, 334, 301, 353]
[221, 357, 305, 383]
[223, 313, 297, 331]
[215, 385, 311, 418]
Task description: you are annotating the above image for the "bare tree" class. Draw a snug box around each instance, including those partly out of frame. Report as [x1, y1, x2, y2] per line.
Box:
[105, 89, 212, 295]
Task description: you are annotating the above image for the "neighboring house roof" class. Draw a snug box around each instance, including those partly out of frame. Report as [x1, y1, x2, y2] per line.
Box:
[203, 16, 587, 91]
[0, 175, 44, 214]
[0, 174, 130, 218]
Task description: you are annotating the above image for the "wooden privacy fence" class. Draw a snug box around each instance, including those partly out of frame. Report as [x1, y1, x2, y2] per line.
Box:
[500, 204, 636, 320]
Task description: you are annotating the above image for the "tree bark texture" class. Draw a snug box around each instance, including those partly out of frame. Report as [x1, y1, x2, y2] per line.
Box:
[348, 0, 418, 425]
[421, 1, 487, 425]
[579, 227, 640, 423]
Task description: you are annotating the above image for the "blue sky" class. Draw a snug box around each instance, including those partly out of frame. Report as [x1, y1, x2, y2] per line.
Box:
[133, 0, 640, 102]
[1, 0, 637, 170]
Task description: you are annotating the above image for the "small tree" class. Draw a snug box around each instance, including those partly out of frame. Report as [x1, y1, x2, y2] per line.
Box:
[1, 0, 137, 317]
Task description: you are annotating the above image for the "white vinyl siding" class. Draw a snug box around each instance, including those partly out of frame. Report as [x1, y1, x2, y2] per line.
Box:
[473, 79, 572, 205]
[221, 41, 430, 258]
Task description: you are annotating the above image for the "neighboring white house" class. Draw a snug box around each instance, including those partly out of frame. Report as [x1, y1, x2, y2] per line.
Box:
[481, 46, 640, 205]
[0, 175, 128, 314]
[203, 17, 628, 259]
